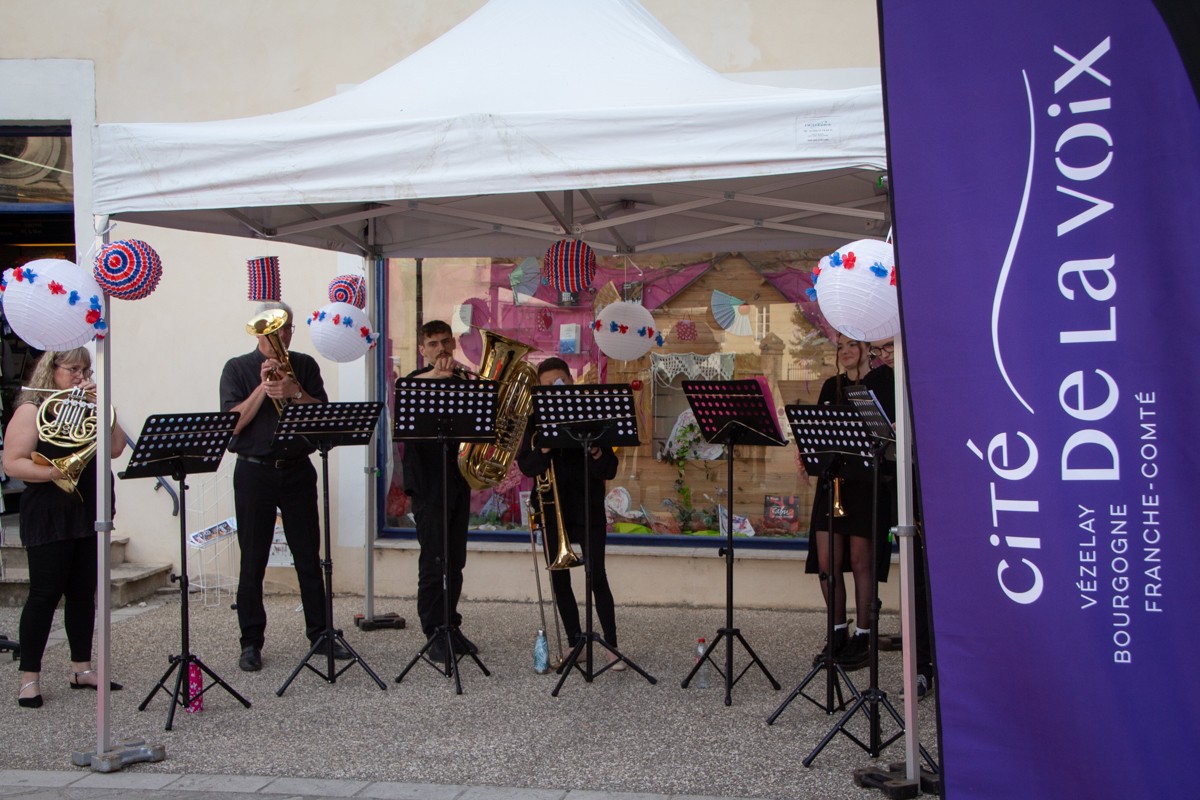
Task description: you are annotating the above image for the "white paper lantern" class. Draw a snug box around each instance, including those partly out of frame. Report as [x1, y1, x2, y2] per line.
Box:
[593, 300, 661, 361]
[1, 258, 107, 350]
[811, 239, 899, 342]
[307, 301, 378, 363]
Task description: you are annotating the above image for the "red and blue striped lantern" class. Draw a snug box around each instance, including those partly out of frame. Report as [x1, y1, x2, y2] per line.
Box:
[541, 239, 596, 293]
[327, 274, 366, 309]
[93, 239, 163, 301]
[247, 256, 281, 301]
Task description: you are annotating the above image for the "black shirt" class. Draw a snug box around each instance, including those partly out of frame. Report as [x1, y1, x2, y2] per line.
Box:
[398, 365, 470, 502]
[220, 348, 328, 458]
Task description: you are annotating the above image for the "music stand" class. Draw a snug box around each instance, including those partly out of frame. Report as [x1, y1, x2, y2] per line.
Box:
[767, 404, 871, 730]
[123, 412, 251, 731]
[392, 377, 497, 694]
[532, 383, 656, 696]
[273, 401, 388, 695]
[806, 387, 937, 773]
[679, 379, 784, 706]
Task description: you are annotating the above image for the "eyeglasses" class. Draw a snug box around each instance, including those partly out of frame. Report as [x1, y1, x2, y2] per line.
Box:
[56, 364, 93, 378]
[869, 343, 895, 356]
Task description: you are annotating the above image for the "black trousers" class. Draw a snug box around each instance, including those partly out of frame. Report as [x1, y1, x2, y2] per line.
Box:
[413, 494, 469, 637]
[233, 458, 327, 648]
[20, 535, 97, 673]
[549, 519, 616, 648]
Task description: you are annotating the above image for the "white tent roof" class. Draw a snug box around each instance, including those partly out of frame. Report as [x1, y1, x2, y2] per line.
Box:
[92, 0, 887, 257]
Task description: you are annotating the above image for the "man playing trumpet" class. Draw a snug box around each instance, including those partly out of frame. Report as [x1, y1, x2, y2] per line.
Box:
[4, 349, 128, 708]
[220, 300, 347, 672]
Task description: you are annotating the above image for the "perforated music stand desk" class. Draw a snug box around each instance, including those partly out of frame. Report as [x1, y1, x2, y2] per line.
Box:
[531, 383, 656, 696]
[272, 401, 387, 696]
[680, 379, 785, 706]
[121, 412, 251, 731]
[392, 377, 498, 694]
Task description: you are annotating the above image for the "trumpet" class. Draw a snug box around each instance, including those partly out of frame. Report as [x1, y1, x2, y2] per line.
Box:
[30, 386, 104, 499]
[246, 308, 299, 414]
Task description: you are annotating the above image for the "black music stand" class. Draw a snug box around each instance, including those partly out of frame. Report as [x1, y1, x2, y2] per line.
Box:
[679, 379, 784, 706]
[532, 383, 656, 696]
[809, 388, 936, 772]
[273, 401, 388, 695]
[123, 412, 251, 731]
[768, 404, 870, 726]
[392, 377, 497, 694]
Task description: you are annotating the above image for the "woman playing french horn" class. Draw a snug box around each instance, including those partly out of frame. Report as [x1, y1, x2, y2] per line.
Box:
[3, 348, 127, 708]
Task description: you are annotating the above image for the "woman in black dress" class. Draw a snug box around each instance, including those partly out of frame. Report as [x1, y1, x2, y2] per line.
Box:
[4, 349, 127, 707]
[804, 334, 888, 670]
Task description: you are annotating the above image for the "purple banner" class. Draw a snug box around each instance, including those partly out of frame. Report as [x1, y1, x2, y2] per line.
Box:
[880, 2, 1199, 798]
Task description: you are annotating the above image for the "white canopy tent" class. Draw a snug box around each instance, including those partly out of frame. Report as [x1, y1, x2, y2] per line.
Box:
[92, 0, 887, 257]
[85, 0, 907, 770]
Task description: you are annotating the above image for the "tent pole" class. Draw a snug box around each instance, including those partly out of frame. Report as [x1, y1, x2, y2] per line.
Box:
[894, 334, 921, 780]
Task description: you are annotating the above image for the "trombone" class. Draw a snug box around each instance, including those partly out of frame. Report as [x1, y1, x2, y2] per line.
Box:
[527, 460, 584, 668]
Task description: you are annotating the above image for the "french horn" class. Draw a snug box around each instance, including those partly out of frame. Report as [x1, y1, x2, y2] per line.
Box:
[30, 386, 105, 499]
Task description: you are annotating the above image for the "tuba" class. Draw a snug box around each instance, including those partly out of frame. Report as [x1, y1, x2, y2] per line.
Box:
[246, 308, 299, 414]
[31, 386, 102, 499]
[457, 329, 537, 489]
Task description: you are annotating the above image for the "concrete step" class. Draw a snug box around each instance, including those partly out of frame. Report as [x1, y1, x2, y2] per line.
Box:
[0, 561, 172, 608]
[1, 536, 129, 571]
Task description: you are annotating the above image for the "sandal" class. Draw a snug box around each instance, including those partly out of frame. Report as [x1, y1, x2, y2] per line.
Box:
[18, 678, 43, 709]
[69, 668, 123, 692]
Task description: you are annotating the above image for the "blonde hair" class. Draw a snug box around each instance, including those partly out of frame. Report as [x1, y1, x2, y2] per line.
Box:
[18, 348, 91, 407]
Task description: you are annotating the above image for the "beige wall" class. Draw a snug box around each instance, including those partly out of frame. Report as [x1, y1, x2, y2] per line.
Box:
[1, 0, 881, 608]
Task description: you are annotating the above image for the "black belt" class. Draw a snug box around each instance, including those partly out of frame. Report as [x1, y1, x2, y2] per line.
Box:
[238, 455, 309, 469]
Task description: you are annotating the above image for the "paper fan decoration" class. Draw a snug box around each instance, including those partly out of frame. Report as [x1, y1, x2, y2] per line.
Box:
[93, 239, 163, 301]
[592, 300, 662, 361]
[247, 256, 281, 301]
[807, 239, 898, 342]
[328, 274, 366, 309]
[710, 290, 754, 336]
[542, 239, 597, 292]
[1, 259, 108, 349]
[307, 301, 378, 362]
[509, 257, 541, 303]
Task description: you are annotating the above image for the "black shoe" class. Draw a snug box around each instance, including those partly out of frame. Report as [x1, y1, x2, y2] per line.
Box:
[452, 629, 479, 655]
[312, 639, 353, 660]
[425, 634, 448, 663]
[836, 632, 870, 671]
[238, 645, 262, 672]
[812, 626, 848, 666]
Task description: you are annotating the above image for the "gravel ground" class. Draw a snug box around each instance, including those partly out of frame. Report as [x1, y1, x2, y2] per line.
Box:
[0, 593, 940, 800]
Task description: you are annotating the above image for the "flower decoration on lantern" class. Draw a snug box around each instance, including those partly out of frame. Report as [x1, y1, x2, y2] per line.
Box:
[93, 239, 163, 301]
[541, 239, 597, 292]
[0, 259, 108, 350]
[307, 301, 378, 363]
[592, 300, 663, 361]
[805, 239, 899, 342]
[327, 274, 367, 309]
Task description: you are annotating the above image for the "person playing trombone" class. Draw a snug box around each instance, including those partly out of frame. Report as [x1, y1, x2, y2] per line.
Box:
[516, 357, 623, 669]
[4, 348, 128, 708]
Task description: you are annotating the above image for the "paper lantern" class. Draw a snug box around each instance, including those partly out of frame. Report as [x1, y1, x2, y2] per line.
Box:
[307, 301, 378, 362]
[809, 239, 898, 342]
[593, 300, 661, 361]
[247, 256, 281, 301]
[94, 239, 163, 301]
[1, 259, 107, 350]
[541, 239, 596, 292]
[327, 274, 367, 309]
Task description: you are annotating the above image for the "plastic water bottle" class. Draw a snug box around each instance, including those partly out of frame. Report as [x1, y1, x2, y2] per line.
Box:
[694, 637, 712, 689]
[534, 629, 550, 674]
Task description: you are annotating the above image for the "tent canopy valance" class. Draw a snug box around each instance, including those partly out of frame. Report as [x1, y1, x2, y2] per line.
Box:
[91, 0, 887, 258]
